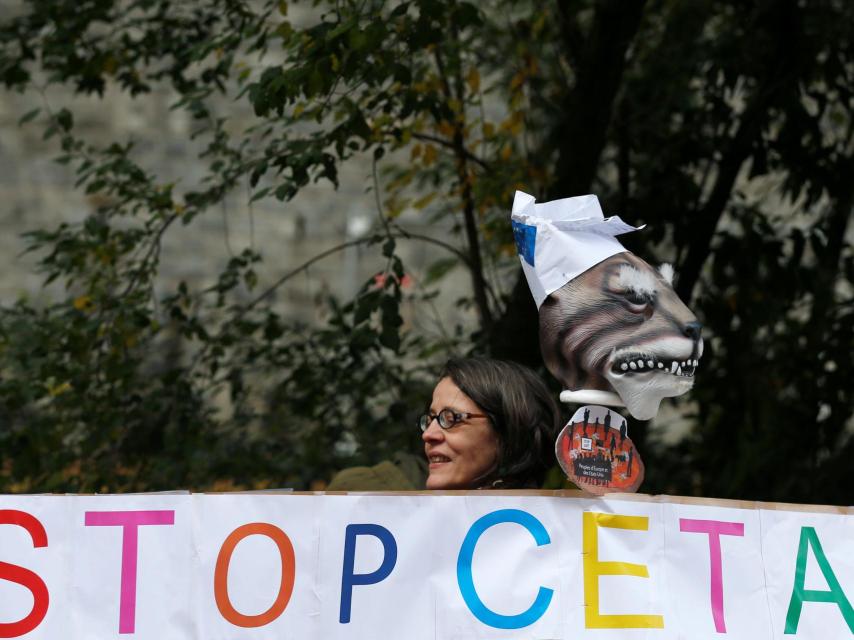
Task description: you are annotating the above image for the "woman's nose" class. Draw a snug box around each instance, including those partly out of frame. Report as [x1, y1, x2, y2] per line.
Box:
[421, 418, 444, 442]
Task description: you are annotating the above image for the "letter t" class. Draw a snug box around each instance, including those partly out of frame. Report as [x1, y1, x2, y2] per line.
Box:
[85, 510, 175, 634]
[679, 518, 744, 633]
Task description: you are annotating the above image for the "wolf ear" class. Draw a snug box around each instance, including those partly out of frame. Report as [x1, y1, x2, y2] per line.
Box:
[658, 263, 674, 286]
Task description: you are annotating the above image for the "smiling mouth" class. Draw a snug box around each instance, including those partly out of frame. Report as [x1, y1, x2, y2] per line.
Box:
[428, 454, 451, 464]
[610, 353, 699, 377]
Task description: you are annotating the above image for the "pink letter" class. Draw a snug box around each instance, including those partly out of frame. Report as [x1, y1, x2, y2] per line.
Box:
[679, 518, 744, 633]
[84, 510, 175, 634]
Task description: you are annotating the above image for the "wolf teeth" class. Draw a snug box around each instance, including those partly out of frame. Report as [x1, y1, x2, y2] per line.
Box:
[614, 356, 700, 376]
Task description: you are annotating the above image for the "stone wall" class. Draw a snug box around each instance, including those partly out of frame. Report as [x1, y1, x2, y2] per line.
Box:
[0, 78, 477, 333]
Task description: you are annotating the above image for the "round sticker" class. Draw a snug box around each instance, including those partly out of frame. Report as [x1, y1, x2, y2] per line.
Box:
[555, 405, 644, 495]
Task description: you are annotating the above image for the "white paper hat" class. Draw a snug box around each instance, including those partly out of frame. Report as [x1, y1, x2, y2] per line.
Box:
[510, 190, 644, 307]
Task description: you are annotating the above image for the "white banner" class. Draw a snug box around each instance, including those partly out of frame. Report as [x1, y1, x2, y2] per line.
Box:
[1, 492, 852, 639]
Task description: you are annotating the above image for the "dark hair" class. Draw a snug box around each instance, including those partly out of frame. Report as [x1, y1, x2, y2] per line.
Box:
[440, 357, 560, 489]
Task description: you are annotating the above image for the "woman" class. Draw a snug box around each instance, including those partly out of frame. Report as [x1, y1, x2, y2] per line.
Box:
[419, 357, 560, 489]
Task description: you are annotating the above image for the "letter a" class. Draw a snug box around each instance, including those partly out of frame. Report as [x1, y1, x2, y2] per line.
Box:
[784, 526, 854, 634]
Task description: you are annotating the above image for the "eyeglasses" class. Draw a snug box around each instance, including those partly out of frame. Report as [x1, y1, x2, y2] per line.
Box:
[417, 408, 487, 432]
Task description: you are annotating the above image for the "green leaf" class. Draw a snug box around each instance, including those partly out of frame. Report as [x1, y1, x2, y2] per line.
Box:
[424, 257, 457, 284]
[453, 2, 482, 28]
[56, 108, 73, 132]
[18, 108, 40, 125]
[353, 290, 381, 324]
[382, 237, 395, 257]
[379, 295, 402, 351]
[390, 3, 410, 18]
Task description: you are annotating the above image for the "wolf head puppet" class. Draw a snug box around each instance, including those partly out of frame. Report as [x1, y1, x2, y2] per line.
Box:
[511, 191, 703, 420]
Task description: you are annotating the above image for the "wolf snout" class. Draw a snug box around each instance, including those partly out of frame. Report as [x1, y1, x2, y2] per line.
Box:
[682, 321, 702, 341]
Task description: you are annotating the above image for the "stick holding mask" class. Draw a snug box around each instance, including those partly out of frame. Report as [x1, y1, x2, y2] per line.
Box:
[510, 191, 703, 493]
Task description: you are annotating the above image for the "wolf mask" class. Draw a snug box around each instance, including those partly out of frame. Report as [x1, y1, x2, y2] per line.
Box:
[511, 191, 703, 420]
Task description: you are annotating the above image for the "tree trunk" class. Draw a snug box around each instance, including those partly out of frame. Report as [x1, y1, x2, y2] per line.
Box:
[491, 0, 647, 364]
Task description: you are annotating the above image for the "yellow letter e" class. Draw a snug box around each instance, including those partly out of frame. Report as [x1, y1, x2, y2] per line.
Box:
[583, 511, 665, 629]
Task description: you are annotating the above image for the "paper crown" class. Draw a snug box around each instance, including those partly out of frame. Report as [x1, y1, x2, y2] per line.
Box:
[510, 191, 644, 307]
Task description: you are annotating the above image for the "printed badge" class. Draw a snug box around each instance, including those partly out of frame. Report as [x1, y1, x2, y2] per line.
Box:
[555, 404, 644, 495]
[511, 220, 536, 267]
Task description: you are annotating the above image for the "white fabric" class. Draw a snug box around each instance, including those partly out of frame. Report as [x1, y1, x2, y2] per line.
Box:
[0, 492, 849, 639]
[510, 191, 644, 307]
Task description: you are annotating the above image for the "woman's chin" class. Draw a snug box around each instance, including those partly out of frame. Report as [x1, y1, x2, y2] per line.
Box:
[425, 475, 446, 490]
[426, 470, 462, 490]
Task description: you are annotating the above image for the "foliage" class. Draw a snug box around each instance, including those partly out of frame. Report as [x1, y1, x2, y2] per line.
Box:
[0, 0, 851, 502]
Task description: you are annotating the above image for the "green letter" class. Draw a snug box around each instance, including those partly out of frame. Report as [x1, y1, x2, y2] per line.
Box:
[784, 526, 854, 634]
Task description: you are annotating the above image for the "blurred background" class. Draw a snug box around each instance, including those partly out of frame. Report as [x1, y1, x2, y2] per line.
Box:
[0, 0, 851, 503]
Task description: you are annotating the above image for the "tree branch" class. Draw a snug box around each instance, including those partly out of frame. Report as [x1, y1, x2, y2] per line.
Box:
[674, 96, 769, 301]
[675, 1, 805, 301]
[244, 229, 496, 314]
[555, 2, 585, 69]
[411, 132, 491, 170]
[492, 0, 647, 364]
[433, 47, 494, 333]
[245, 238, 371, 310]
[551, 0, 647, 198]
[807, 153, 854, 331]
[393, 226, 503, 311]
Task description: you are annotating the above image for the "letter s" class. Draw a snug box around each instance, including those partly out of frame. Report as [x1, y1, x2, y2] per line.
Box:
[0, 510, 49, 638]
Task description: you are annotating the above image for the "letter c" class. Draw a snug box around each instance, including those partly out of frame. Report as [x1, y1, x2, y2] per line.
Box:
[456, 509, 553, 629]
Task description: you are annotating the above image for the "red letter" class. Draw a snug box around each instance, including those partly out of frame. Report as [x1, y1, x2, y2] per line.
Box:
[0, 510, 49, 638]
[84, 510, 174, 634]
[214, 523, 296, 628]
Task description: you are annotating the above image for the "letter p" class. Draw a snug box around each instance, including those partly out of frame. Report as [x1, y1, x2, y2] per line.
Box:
[339, 524, 397, 624]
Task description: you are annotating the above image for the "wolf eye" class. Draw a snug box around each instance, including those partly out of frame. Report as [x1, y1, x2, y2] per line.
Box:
[624, 290, 650, 306]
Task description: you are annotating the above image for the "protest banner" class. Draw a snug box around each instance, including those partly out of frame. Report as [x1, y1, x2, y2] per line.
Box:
[1, 492, 852, 639]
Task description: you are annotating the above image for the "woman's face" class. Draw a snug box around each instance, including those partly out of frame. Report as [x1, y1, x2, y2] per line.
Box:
[422, 377, 499, 489]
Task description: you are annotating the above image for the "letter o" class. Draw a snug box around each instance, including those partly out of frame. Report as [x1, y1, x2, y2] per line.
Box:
[214, 523, 295, 628]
